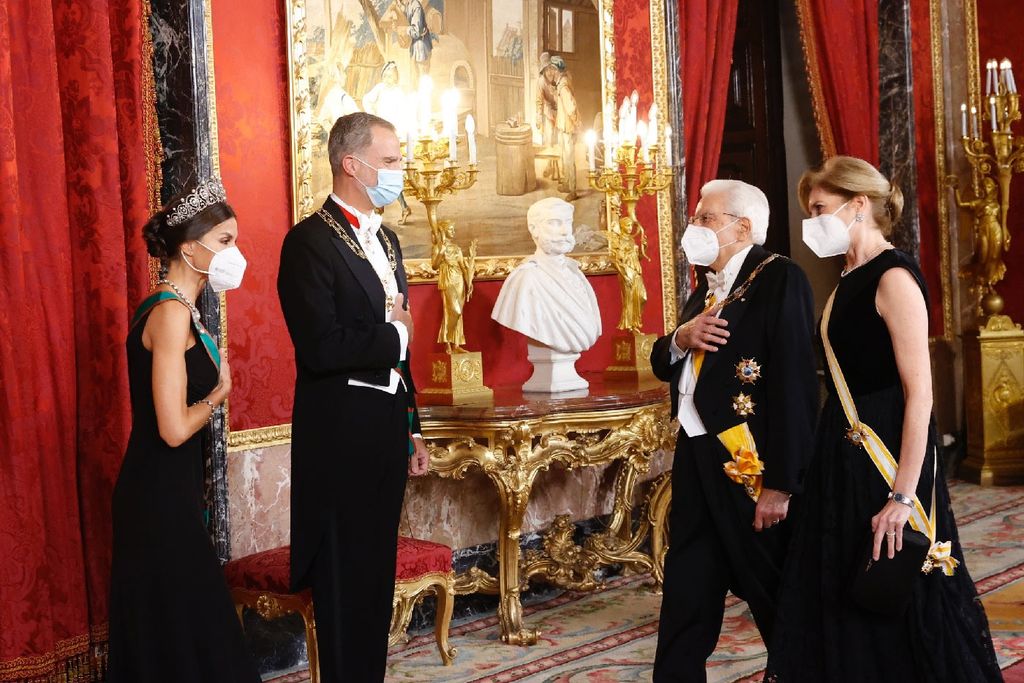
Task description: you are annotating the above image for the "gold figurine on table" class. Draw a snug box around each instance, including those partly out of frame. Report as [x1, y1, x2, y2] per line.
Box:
[608, 215, 649, 334]
[956, 177, 1011, 293]
[433, 220, 478, 354]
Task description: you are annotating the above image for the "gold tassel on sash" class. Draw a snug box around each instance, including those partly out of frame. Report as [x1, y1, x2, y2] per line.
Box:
[718, 422, 764, 501]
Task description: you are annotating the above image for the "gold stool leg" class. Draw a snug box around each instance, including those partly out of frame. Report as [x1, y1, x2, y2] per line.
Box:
[300, 599, 320, 683]
[434, 574, 458, 665]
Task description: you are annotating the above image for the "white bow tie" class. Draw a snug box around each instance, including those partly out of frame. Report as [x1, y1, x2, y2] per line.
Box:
[705, 270, 729, 294]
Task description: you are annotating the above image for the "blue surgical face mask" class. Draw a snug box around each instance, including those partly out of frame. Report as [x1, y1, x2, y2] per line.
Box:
[353, 156, 405, 208]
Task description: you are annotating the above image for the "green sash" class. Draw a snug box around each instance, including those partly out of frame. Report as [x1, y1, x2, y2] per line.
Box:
[131, 291, 221, 370]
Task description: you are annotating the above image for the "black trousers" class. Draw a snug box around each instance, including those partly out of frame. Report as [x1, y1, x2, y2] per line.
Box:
[653, 430, 791, 683]
[308, 385, 410, 683]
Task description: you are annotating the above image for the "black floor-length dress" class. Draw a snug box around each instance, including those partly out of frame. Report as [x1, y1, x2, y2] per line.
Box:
[765, 250, 1002, 682]
[108, 293, 259, 682]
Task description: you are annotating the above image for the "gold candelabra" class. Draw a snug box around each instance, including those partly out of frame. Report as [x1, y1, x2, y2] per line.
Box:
[957, 58, 1023, 319]
[402, 129, 491, 403]
[403, 136, 479, 241]
[589, 139, 673, 335]
[587, 93, 673, 381]
[956, 58, 1024, 487]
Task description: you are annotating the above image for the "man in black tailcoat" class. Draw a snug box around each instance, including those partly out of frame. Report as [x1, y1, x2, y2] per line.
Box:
[652, 179, 818, 682]
[278, 112, 430, 682]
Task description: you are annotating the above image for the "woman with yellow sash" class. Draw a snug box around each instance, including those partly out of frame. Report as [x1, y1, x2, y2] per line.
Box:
[765, 157, 1000, 682]
[108, 178, 259, 682]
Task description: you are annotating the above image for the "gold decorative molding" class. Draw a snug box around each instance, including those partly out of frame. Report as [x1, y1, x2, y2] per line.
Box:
[649, 0, 677, 333]
[930, 0, 955, 341]
[645, 470, 672, 590]
[227, 423, 292, 451]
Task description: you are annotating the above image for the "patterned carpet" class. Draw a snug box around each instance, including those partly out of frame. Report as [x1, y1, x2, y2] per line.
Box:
[267, 481, 1024, 682]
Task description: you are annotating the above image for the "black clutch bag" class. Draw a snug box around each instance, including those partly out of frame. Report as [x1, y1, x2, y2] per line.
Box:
[849, 526, 930, 616]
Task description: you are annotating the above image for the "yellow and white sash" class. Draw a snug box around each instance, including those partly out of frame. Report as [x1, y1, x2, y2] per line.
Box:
[820, 288, 958, 576]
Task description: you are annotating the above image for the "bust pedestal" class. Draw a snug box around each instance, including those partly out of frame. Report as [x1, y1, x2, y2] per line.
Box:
[523, 342, 588, 394]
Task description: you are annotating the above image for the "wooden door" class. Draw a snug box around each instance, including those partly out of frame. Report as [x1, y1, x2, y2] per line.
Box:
[717, 0, 790, 256]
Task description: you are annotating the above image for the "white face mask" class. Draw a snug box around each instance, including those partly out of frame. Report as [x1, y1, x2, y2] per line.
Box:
[680, 216, 740, 267]
[183, 240, 247, 292]
[802, 200, 856, 258]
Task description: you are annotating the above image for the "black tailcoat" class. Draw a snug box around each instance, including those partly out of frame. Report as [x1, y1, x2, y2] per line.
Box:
[278, 197, 420, 681]
[650, 245, 819, 680]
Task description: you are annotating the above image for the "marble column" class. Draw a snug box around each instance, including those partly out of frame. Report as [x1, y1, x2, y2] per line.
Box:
[878, 0, 921, 259]
[149, 0, 230, 563]
[664, 0, 691, 313]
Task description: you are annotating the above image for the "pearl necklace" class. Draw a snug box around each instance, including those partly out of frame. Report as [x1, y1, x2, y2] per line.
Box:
[158, 278, 205, 329]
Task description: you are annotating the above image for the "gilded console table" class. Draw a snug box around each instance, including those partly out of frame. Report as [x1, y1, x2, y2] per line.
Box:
[420, 376, 675, 645]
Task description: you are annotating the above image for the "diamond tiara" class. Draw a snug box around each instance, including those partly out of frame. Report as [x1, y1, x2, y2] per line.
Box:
[165, 177, 228, 227]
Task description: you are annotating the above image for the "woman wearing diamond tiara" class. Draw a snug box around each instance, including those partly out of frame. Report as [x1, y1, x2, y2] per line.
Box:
[108, 178, 259, 682]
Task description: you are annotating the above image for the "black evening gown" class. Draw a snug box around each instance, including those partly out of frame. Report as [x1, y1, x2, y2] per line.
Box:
[765, 250, 1001, 682]
[108, 296, 260, 683]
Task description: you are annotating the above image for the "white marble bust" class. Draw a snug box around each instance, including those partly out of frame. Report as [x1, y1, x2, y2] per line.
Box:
[492, 197, 602, 392]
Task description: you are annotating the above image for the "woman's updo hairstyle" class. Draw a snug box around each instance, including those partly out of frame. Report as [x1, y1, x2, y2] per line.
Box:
[142, 177, 235, 266]
[797, 155, 904, 236]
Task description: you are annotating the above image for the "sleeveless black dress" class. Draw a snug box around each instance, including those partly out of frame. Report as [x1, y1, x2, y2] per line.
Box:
[108, 295, 259, 682]
[765, 250, 1001, 682]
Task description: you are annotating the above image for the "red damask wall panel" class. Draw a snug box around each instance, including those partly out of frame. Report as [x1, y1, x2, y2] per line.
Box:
[211, 0, 669, 431]
[211, 0, 295, 430]
[909, 0, 944, 336]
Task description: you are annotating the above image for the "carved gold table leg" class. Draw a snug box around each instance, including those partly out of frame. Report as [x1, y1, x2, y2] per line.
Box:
[645, 471, 672, 591]
[487, 454, 541, 646]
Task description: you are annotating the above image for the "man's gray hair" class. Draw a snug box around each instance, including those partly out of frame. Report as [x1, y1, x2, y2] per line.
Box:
[327, 112, 396, 176]
[700, 179, 770, 245]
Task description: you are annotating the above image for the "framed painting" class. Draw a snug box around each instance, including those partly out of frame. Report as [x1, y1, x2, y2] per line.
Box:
[284, 0, 666, 281]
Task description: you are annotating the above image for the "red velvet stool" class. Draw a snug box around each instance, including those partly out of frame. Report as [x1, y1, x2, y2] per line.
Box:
[225, 538, 457, 683]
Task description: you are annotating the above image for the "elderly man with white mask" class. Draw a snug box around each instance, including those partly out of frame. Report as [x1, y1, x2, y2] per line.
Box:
[492, 197, 601, 392]
[649, 179, 819, 681]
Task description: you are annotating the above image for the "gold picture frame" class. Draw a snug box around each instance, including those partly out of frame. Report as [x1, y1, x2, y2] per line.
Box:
[283, 0, 671, 284]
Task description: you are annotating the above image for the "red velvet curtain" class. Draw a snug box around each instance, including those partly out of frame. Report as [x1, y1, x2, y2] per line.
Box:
[796, 0, 880, 163]
[681, 0, 739, 214]
[0, 0, 156, 679]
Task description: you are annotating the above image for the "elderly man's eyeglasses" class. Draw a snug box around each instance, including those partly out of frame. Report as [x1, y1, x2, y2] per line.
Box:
[688, 212, 740, 226]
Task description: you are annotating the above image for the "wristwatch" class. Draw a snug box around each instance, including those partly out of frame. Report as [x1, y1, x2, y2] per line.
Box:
[888, 491, 915, 507]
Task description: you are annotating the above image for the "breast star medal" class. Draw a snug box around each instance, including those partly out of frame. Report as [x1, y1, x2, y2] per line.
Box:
[732, 392, 756, 417]
[845, 425, 867, 448]
[735, 358, 761, 384]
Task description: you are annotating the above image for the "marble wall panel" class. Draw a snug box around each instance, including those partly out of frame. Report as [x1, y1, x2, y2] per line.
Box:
[879, 0, 922, 257]
[227, 444, 672, 558]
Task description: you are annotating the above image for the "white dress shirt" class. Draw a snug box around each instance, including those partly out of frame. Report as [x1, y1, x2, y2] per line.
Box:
[670, 245, 753, 436]
[331, 194, 408, 395]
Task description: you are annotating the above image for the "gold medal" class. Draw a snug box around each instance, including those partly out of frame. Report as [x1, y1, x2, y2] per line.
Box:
[732, 392, 756, 417]
[735, 358, 761, 384]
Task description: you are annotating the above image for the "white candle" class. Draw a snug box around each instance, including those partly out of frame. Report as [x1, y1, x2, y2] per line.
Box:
[607, 129, 618, 166]
[648, 107, 659, 147]
[961, 103, 968, 138]
[971, 106, 979, 138]
[1002, 58, 1017, 93]
[991, 96, 998, 131]
[465, 114, 477, 165]
[987, 59, 995, 96]
[585, 129, 596, 171]
[637, 121, 649, 162]
[664, 125, 672, 165]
